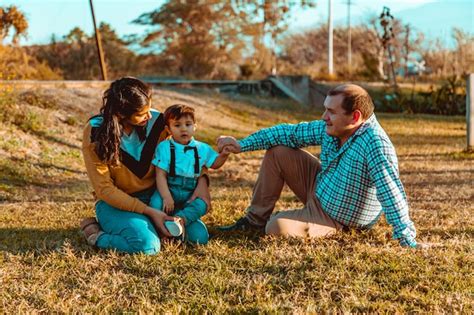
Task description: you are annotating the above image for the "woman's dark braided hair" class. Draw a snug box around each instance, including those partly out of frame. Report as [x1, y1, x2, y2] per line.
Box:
[94, 77, 152, 165]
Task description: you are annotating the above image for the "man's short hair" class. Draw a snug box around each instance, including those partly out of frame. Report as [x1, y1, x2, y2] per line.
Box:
[164, 104, 195, 126]
[327, 84, 374, 119]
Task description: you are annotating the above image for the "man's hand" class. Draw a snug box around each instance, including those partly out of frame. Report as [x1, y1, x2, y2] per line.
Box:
[416, 242, 437, 250]
[217, 136, 241, 154]
[220, 146, 233, 156]
[162, 196, 175, 214]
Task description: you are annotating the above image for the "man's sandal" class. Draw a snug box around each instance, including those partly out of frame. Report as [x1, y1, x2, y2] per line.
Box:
[80, 217, 103, 246]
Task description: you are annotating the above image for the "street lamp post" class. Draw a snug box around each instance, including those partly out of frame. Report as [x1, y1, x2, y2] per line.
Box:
[328, 0, 334, 76]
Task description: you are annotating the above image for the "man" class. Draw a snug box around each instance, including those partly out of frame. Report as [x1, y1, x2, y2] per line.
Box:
[217, 84, 418, 247]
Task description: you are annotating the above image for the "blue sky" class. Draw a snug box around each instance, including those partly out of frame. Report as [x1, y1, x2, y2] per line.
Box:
[1, 0, 472, 46]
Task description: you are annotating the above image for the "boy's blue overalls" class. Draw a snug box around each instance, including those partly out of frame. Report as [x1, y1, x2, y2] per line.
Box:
[150, 142, 209, 244]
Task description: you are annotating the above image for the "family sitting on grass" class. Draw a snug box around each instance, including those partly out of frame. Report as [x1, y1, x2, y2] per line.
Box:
[80, 76, 421, 255]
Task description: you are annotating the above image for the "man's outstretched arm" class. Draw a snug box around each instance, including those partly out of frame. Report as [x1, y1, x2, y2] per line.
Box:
[217, 120, 326, 153]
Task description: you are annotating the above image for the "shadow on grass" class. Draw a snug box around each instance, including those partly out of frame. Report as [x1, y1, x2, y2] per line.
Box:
[10, 156, 86, 175]
[392, 134, 464, 146]
[409, 196, 473, 203]
[404, 179, 473, 187]
[0, 157, 88, 195]
[0, 178, 91, 203]
[0, 160, 89, 190]
[210, 175, 256, 189]
[399, 153, 453, 159]
[208, 227, 264, 246]
[0, 227, 264, 256]
[31, 130, 81, 150]
[0, 227, 87, 255]
[401, 169, 474, 175]
[421, 227, 474, 240]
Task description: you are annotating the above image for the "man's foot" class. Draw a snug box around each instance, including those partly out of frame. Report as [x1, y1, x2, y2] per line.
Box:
[80, 217, 103, 246]
[165, 220, 184, 237]
[216, 216, 264, 232]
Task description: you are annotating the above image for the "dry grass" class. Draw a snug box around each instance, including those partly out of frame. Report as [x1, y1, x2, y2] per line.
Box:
[0, 83, 473, 313]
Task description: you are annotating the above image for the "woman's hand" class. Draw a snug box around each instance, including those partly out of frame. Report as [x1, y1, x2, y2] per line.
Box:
[144, 206, 174, 237]
[188, 175, 211, 211]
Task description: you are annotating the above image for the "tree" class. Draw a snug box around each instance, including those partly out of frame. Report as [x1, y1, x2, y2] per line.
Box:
[279, 13, 426, 82]
[232, 0, 316, 77]
[134, 0, 315, 79]
[280, 24, 382, 79]
[29, 24, 142, 80]
[422, 28, 474, 78]
[365, 10, 425, 82]
[134, 1, 247, 79]
[0, 5, 28, 44]
[0, 6, 59, 80]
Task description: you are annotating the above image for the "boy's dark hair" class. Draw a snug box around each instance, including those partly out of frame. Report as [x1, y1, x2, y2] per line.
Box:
[163, 104, 195, 126]
[327, 84, 374, 119]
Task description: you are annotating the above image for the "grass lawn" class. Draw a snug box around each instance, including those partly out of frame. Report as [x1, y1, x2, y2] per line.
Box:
[0, 82, 473, 312]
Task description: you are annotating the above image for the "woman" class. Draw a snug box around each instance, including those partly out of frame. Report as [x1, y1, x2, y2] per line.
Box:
[80, 77, 210, 254]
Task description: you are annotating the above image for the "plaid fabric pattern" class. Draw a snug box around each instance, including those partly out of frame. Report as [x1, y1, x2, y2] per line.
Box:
[239, 114, 417, 247]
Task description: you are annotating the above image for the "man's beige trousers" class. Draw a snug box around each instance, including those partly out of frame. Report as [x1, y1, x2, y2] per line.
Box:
[245, 146, 343, 238]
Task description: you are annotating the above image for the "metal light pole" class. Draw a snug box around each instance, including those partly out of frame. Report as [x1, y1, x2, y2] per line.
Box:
[328, 0, 334, 76]
[89, 0, 108, 80]
[467, 73, 474, 152]
[347, 0, 352, 75]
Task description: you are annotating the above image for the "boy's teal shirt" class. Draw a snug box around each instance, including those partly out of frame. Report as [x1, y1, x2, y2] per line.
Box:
[238, 114, 417, 247]
[152, 137, 218, 178]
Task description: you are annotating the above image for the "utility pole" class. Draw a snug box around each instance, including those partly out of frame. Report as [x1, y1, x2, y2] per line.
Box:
[89, 0, 107, 80]
[347, 0, 352, 75]
[328, 0, 334, 76]
[468, 74, 474, 152]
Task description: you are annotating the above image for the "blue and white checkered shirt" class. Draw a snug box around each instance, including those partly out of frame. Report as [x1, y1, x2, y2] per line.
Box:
[238, 114, 417, 247]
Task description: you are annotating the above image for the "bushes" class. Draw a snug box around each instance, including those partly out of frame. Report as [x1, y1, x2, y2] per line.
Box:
[18, 90, 58, 110]
[0, 88, 50, 133]
[0, 45, 62, 80]
[373, 75, 467, 115]
[426, 76, 466, 115]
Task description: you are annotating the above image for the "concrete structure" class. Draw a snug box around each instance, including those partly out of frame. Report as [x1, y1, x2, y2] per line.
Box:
[143, 75, 328, 110]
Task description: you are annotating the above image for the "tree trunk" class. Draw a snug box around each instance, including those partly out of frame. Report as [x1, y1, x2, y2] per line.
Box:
[377, 48, 385, 79]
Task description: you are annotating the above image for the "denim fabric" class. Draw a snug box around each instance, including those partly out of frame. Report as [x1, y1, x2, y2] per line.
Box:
[95, 189, 161, 255]
[150, 175, 208, 224]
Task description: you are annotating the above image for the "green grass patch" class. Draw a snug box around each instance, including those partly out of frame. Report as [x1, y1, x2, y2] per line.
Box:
[18, 90, 59, 110]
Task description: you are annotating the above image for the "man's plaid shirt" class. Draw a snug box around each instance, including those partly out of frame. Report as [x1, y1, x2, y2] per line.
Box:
[238, 114, 417, 247]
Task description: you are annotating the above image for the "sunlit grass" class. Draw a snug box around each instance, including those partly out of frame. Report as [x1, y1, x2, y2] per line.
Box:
[0, 84, 472, 312]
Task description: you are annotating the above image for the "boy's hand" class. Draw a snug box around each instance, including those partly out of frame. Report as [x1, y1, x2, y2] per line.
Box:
[220, 145, 232, 156]
[163, 196, 175, 214]
[217, 136, 241, 153]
